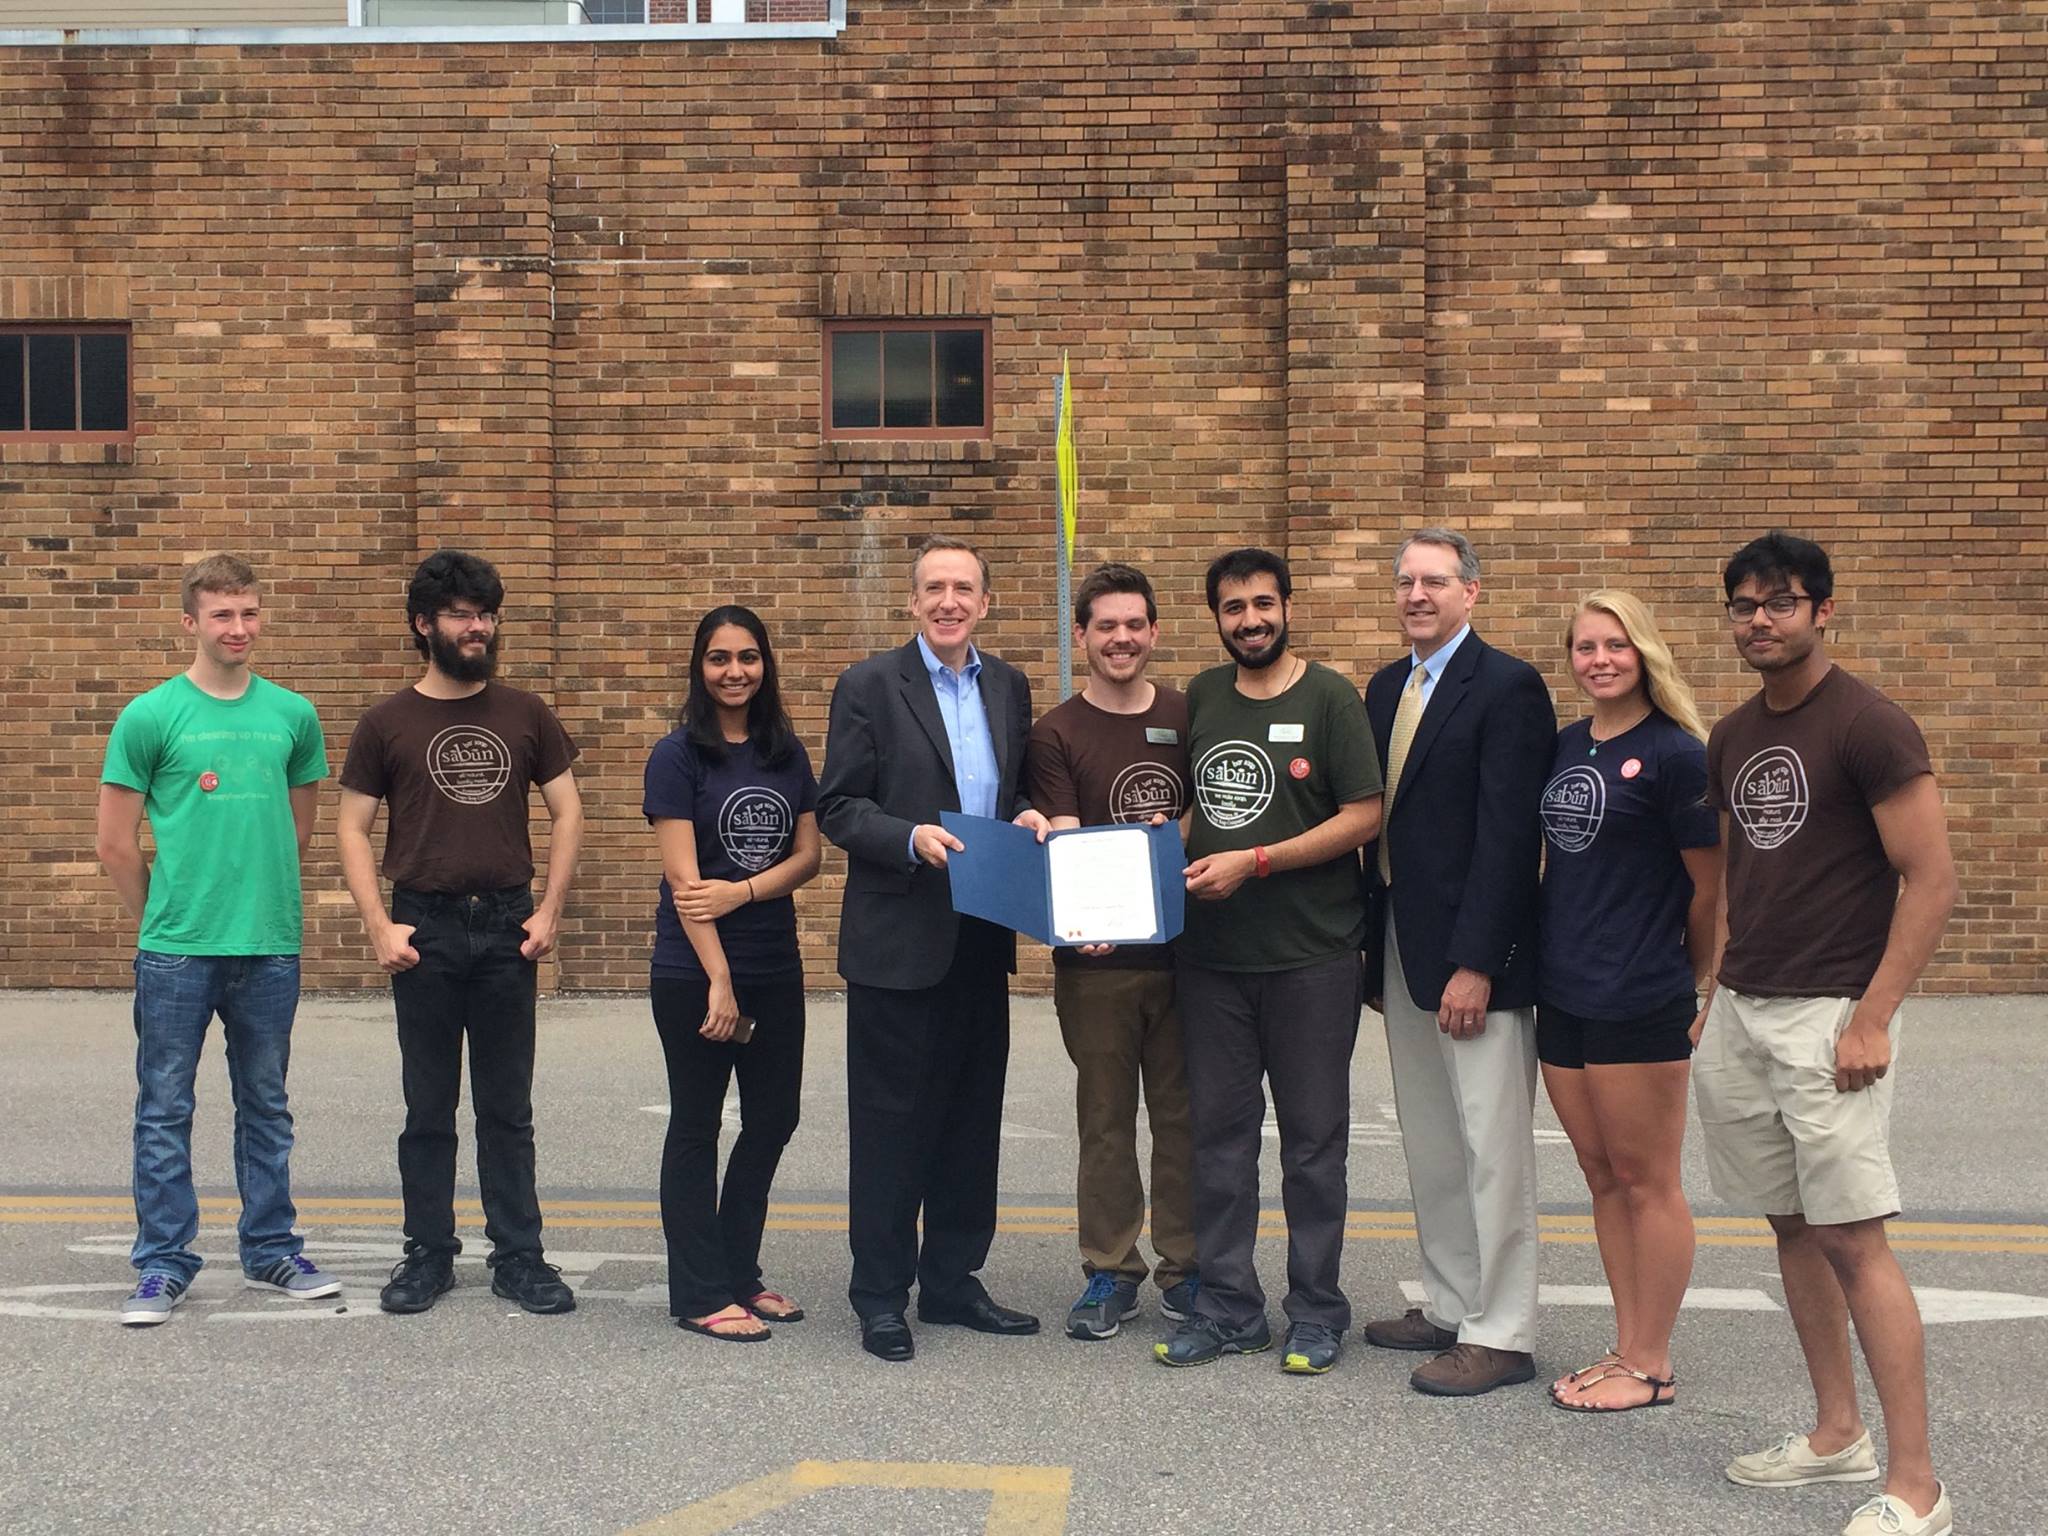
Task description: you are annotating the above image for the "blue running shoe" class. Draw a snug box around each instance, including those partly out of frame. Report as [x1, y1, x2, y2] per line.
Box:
[1066, 1273, 1140, 1340]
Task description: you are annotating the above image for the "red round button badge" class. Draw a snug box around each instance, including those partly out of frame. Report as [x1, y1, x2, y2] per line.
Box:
[198, 771, 219, 793]
[1289, 757, 1311, 780]
[1620, 758, 1643, 780]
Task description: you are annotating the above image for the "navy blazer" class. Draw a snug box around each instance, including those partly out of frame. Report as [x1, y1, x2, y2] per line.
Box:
[818, 639, 1035, 991]
[1361, 630, 1555, 1013]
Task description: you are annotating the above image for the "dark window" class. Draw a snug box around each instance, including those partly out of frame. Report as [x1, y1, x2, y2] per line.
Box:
[825, 320, 989, 439]
[0, 326, 132, 439]
[582, 0, 645, 19]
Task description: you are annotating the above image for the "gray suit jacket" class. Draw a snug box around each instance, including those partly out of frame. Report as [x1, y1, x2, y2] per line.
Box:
[818, 639, 1035, 990]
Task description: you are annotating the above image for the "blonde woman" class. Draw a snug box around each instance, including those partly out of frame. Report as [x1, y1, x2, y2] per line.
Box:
[1539, 592, 1721, 1412]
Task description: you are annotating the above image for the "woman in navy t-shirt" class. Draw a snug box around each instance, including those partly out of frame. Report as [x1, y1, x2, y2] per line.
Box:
[644, 605, 820, 1342]
[1538, 591, 1721, 1413]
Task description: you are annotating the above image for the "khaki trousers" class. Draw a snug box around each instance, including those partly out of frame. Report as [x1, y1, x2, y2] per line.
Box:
[1052, 965, 1197, 1288]
[1382, 911, 1541, 1353]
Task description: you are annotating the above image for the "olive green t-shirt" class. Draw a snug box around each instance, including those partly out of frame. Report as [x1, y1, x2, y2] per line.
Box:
[101, 673, 328, 955]
[1183, 659, 1381, 972]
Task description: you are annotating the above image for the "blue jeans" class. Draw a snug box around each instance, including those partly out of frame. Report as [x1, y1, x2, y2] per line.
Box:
[131, 951, 305, 1283]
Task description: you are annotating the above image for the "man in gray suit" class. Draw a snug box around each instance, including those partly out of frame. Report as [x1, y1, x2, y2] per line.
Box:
[819, 533, 1051, 1362]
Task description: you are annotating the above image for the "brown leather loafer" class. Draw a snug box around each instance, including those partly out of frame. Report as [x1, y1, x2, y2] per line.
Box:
[1362, 1307, 1459, 1352]
[1410, 1342, 1537, 1397]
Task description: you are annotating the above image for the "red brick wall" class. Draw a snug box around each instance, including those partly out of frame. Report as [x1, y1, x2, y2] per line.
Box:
[2, 1, 2041, 993]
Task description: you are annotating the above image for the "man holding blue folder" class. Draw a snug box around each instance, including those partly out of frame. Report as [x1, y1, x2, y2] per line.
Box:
[1159, 548, 1383, 1375]
[818, 534, 1052, 1363]
[1027, 563, 1199, 1342]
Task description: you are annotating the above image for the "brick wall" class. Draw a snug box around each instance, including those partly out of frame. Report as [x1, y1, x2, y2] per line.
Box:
[2, 1, 2041, 994]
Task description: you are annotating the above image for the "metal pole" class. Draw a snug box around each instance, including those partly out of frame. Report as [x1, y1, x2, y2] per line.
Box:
[1055, 366, 1073, 700]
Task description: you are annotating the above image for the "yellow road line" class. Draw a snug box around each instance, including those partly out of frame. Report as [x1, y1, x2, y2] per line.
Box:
[5, 1198, 2044, 1256]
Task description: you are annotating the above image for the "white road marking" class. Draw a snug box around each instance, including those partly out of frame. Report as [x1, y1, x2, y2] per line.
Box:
[1911, 1288, 2048, 1325]
[1398, 1279, 1784, 1312]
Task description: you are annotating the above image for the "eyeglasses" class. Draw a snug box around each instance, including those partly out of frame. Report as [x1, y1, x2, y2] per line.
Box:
[438, 608, 499, 626]
[1394, 574, 1459, 595]
[1725, 594, 1817, 623]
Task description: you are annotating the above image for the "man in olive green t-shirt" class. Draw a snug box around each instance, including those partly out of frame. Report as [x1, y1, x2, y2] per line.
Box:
[95, 555, 335, 1326]
[1155, 548, 1382, 1375]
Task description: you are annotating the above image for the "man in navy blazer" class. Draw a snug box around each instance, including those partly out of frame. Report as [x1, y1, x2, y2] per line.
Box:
[818, 533, 1051, 1361]
[1360, 527, 1556, 1397]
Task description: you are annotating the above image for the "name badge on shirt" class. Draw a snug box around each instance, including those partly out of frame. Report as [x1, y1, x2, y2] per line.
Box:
[1267, 723, 1305, 743]
[1145, 727, 1180, 744]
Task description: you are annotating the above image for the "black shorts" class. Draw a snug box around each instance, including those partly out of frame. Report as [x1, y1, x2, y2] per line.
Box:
[1538, 992, 1697, 1070]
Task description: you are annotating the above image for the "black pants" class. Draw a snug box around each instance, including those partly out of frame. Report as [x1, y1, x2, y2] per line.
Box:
[845, 918, 1011, 1320]
[1178, 950, 1362, 1330]
[390, 887, 543, 1264]
[649, 972, 806, 1318]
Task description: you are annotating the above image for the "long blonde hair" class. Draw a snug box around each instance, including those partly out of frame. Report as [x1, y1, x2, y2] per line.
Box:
[1567, 590, 1707, 742]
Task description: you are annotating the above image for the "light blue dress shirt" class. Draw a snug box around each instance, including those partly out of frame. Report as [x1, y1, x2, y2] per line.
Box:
[1407, 622, 1471, 704]
[907, 633, 1002, 861]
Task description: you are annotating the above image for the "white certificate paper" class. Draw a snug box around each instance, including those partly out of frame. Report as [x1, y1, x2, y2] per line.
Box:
[1047, 826, 1160, 944]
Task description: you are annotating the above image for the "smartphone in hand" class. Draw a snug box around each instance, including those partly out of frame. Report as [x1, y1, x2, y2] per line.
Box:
[730, 1015, 756, 1045]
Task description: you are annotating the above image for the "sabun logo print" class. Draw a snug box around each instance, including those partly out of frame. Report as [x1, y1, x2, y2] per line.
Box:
[1540, 764, 1606, 853]
[1731, 745, 1810, 850]
[718, 786, 794, 872]
[1108, 762, 1186, 823]
[426, 725, 513, 806]
[1194, 741, 1274, 830]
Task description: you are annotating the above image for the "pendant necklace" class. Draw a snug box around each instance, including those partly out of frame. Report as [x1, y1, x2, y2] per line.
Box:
[1588, 708, 1650, 757]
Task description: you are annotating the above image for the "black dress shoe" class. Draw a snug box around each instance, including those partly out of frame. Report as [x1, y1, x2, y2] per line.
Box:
[917, 1294, 1041, 1335]
[860, 1312, 915, 1362]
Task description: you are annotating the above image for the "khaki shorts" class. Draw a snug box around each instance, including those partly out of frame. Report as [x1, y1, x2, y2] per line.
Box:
[1692, 988, 1903, 1226]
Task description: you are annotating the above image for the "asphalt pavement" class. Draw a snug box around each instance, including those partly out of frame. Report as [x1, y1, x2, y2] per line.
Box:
[1, 988, 2041, 1535]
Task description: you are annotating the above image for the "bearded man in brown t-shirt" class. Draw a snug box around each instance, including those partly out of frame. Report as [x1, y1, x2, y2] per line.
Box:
[1695, 532, 1958, 1536]
[1025, 562, 1197, 1342]
[336, 550, 585, 1320]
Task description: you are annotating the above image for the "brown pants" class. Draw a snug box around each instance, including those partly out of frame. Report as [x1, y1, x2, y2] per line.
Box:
[1052, 964, 1198, 1288]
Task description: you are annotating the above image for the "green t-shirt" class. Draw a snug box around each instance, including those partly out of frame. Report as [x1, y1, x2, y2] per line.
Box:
[1183, 659, 1381, 972]
[101, 674, 328, 955]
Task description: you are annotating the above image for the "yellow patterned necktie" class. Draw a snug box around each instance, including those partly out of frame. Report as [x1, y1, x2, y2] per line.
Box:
[1377, 663, 1427, 884]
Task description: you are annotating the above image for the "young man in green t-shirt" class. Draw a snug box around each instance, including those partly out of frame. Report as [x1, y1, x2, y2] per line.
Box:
[1156, 548, 1383, 1374]
[95, 555, 335, 1326]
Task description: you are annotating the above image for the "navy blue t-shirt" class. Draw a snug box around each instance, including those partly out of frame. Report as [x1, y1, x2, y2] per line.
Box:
[1537, 711, 1718, 1020]
[643, 729, 817, 981]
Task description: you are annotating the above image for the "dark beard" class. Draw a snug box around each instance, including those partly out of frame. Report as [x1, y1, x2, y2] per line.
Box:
[1224, 621, 1290, 671]
[430, 628, 499, 684]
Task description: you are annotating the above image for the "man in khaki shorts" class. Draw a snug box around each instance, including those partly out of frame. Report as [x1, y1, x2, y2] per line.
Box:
[1695, 533, 1958, 1536]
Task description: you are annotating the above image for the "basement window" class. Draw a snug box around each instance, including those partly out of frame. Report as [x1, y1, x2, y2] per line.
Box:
[0, 326, 132, 441]
[825, 321, 990, 440]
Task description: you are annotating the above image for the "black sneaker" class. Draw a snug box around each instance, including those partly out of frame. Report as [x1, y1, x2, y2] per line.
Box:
[1153, 1311, 1272, 1366]
[379, 1250, 455, 1315]
[1281, 1320, 1344, 1375]
[491, 1253, 576, 1315]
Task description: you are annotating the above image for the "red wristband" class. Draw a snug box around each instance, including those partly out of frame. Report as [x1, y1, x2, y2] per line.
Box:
[1253, 845, 1272, 879]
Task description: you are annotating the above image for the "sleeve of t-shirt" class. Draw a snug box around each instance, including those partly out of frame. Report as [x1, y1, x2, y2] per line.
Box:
[101, 695, 160, 792]
[1026, 717, 1081, 820]
[793, 740, 820, 817]
[1322, 675, 1384, 802]
[1843, 696, 1934, 808]
[1704, 720, 1730, 812]
[1659, 735, 1719, 849]
[534, 702, 578, 784]
[338, 710, 390, 799]
[642, 736, 699, 823]
[287, 698, 329, 787]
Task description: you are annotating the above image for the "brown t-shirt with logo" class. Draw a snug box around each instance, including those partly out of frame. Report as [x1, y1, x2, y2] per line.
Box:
[1027, 685, 1190, 971]
[1706, 666, 1932, 999]
[339, 682, 579, 893]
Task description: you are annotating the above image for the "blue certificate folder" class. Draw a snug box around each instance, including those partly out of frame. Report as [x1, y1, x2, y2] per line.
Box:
[940, 812, 1187, 949]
